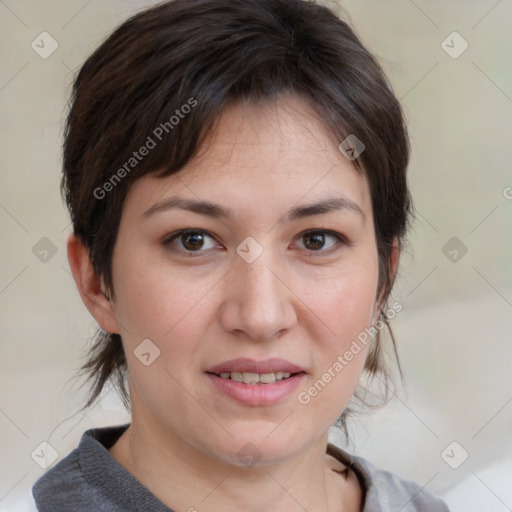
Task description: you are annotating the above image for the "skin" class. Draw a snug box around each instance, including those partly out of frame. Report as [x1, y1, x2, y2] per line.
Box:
[68, 95, 399, 512]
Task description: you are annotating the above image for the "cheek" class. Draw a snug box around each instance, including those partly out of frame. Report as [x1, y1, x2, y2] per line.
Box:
[112, 254, 216, 342]
[111, 259, 219, 399]
[112, 263, 215, 427]
[298, 264, 377, 410]
[305, 260, 379, 340]
[331, 278, 376, 337]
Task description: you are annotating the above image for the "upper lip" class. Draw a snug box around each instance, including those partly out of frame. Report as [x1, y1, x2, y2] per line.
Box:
[206, 358, 305, 375]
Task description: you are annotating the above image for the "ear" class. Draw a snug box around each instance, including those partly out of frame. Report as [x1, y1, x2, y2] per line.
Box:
[67, 234, 120, 334]
[371, 237, 401, 326]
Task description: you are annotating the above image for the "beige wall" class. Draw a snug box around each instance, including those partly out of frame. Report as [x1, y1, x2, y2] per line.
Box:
[1, 0, 511, 508]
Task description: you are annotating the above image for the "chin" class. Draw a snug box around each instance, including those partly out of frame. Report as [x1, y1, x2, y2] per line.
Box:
[206, 426, 314, 469]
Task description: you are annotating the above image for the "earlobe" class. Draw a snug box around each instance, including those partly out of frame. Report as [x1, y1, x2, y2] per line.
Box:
[66, 234, 120, 334]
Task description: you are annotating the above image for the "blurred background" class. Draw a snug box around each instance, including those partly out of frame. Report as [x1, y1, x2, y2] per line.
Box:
[0, 0, 511, 510]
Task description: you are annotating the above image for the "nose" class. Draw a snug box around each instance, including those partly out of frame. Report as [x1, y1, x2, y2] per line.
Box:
[219, 250, 297, 341]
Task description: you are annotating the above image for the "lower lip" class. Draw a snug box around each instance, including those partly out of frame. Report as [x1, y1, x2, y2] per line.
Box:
[206, 373, 306, 406]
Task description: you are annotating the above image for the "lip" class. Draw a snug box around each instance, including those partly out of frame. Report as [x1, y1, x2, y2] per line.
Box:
[205, 358, 307, 406]
[206, 372, 306, 406]
[205, 357, 305, 375]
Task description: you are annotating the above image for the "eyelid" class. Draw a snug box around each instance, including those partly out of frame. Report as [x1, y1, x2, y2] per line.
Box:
[299, 228, 351, 246]
[295, 229, 351, 256]
[162, 228, 350, 256]
[162, 229, 220, 256]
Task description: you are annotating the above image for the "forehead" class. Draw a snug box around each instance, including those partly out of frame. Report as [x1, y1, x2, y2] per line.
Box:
[123, 96, 373, 224]
[189, 96, 358, 178]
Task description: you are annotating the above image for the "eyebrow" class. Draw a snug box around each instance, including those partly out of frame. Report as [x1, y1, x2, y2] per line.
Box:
[142, 195, 365, 223]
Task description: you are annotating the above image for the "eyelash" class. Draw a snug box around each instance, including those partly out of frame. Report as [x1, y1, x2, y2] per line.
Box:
[162, 228, 350, 258]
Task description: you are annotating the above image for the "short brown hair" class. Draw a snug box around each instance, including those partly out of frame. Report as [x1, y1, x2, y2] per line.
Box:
[64, 0, 412, 429]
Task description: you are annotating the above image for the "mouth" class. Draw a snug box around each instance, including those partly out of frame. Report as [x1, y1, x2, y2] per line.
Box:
[206, 370, 304, 384]
[205, 358, 306, 406]
[205, 357, 305, 380]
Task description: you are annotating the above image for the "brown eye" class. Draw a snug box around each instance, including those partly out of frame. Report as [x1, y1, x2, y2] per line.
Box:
[164, 229, 218, 254]
[296, 229, 348, 255]
[181, 232, 206, 250]
[303, 232, 327, 250]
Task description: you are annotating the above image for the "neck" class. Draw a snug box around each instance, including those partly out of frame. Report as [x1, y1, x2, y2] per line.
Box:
[109, 416, 359, 512]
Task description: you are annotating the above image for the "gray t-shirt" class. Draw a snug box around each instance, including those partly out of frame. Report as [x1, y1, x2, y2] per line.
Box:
[31, 424, 450, 512]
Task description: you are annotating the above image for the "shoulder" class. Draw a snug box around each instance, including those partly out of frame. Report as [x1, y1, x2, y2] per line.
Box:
[327, 444, 451, 512]
[30, 445, 88, 509]
[29, 424, 131, 510]
[358, 460, 450, 512]
[4, 445, 92, 512]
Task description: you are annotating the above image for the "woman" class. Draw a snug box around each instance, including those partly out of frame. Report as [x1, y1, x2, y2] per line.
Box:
[18, 0, 450, 510]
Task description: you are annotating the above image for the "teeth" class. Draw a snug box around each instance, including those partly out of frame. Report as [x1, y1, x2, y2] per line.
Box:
[217, 371, 293, 384]
[242, 372, 260, 384]
[259, 373, 276, 384]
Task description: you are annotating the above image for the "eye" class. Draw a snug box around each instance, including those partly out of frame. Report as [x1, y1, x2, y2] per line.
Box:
[294, 229, 348, 256]
[163, 228, 349, 257]
[163, 229, 219, 255]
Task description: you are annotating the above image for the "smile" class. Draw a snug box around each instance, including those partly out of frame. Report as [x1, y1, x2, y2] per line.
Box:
[214, 371, 295, 384]
[205, 367, 306, 406]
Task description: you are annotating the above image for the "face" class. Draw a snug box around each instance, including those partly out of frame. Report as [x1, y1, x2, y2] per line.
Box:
[108, 96, 380, 466]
